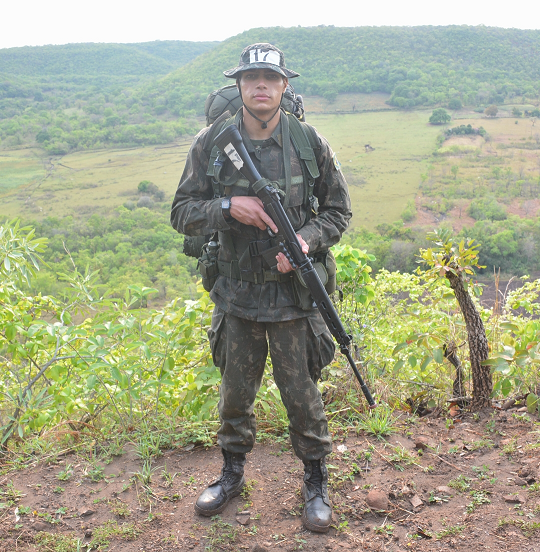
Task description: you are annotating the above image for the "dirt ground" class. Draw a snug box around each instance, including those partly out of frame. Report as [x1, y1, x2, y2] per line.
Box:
[1, 408, 539, 552]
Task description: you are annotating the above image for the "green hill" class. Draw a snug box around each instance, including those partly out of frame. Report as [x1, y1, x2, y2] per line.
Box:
[0, 41, 218, 76]
[142, 25, 540, 114]
[2, 26, 540, 154]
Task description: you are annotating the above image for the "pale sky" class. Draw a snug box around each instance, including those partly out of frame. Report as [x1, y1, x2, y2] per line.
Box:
[2, 0, 539, 49]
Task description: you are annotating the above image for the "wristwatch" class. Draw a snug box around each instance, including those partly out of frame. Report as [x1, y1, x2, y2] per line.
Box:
[221, 197, 233, 222]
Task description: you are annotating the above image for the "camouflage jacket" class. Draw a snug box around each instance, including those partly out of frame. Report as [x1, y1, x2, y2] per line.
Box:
[170, 113, 352, 322]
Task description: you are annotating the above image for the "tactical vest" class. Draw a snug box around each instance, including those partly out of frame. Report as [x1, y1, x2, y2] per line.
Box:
[201, 109, 323, 284]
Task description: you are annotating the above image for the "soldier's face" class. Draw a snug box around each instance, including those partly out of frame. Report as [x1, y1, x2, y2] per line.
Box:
[239, 69, 288, 116]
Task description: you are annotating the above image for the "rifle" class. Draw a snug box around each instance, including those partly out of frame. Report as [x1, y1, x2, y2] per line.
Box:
[214, 124, 377, 409]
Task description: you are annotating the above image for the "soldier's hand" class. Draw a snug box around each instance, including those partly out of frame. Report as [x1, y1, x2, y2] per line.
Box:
[229, 196, 278, 233]
[276, 235, 309, 273]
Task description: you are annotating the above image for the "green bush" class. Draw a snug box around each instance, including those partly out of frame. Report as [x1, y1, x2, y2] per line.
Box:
[467, 198, 507, 221]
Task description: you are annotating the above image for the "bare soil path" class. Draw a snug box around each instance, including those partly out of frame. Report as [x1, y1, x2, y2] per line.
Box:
[1, 410, 539, 551]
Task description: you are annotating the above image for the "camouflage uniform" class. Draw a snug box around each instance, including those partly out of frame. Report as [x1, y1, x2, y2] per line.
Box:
[171, 111, 351, 462]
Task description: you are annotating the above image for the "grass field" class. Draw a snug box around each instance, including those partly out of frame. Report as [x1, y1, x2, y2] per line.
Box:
[2, 96, 537, 231]
[1, 101, 440, 230]
[310, 110, 441, 227]
[0, 149, 46, 194]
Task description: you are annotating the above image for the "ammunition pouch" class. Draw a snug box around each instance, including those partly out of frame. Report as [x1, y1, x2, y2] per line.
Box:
[183, 235, 211, 258]
[292, 250, 337, 311]
[197, 241, 220, 292]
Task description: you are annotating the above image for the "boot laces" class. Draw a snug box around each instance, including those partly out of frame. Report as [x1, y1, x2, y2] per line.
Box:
[308, 460, 324, 490]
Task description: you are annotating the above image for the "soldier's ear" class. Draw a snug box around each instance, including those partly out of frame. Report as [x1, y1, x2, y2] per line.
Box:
[282, 77, 288, 92]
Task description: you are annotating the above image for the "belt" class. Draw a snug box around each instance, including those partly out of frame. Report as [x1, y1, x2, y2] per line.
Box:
[217, 260, 292, 284]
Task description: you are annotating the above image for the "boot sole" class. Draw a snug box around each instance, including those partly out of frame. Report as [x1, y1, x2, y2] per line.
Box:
[194, 481, 245, 517]
[301, 509, 331, 533]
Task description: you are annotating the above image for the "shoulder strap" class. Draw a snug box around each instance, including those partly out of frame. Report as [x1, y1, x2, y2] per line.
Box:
[203, 111, 238, 198]
[287, 114, 320, 181]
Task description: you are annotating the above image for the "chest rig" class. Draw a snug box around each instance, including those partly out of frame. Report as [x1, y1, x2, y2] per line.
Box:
[202, 109, 321, 284]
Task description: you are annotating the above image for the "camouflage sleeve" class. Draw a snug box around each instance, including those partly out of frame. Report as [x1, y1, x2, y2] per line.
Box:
[170, 127, 231, 236]
[297, 131, 352, 253]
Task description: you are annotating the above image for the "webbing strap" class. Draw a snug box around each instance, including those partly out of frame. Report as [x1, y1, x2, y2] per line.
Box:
[281, 112, 292, 210]
[216, 260, 292, 284]
[288, 115, 320, 180]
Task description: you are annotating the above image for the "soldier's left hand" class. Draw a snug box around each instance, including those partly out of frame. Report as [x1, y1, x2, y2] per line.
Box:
[276, 235, 309, 273]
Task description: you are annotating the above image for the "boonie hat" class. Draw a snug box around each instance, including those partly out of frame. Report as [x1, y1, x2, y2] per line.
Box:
[223, 43, 299, 79]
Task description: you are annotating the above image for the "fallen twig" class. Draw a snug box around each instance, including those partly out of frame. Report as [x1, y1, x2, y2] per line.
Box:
[426, 451, 463, 472]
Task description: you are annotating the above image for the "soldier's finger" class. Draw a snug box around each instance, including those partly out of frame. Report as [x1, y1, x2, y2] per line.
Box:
[261, 212, 278, 234]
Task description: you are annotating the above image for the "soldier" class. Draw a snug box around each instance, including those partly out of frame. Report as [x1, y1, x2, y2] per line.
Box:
[170, 43, 351, 533]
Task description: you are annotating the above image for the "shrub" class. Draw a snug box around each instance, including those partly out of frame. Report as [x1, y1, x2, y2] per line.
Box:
[467, 198, 507, 221]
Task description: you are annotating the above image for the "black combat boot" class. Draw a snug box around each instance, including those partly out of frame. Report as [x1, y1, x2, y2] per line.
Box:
[301, 458, 333, 533]
[195, 448, 246, 516]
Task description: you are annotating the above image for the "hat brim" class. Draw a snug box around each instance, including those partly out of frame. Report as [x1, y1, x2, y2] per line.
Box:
[223, 62, 299, 79]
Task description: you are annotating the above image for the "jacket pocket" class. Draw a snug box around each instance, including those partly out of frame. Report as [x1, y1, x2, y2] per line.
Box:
[207, 307, 227, 370]
[307, 314, 336, 383]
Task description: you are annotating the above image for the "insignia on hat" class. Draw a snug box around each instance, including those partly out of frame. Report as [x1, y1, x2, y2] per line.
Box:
[249, 48, 281, 66]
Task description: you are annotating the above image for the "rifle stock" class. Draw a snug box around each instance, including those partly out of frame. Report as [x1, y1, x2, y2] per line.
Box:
[214, 124, 376, 409]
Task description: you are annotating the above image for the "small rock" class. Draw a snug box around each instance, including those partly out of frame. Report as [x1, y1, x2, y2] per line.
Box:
[79, 509, 95, 517]
[366, 489, 389, 510]
[517, 406, 528, 412]
[236, 514, 250, 526]
[252, 545, 268, 552]
[401, 485, 412, 496]
[414, 436, 431, 450]
[503, 494, 525, 504]
[515, 477, 528, 486]
[436, 486, 453, 495]
[84, 530, 93, 538]
[337, 444, 348, 453]
[410, 494, 424, 509]
[518, 467, 530, 478]
[32, 522, 49, 531]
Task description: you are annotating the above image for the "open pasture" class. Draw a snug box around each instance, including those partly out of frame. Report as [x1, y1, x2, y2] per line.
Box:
[4, 102, 535, 231]
[1, 105, 440, 230]
[310, 110, 441, 227]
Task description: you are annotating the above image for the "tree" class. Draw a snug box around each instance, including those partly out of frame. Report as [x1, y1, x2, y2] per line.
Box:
[419, 229, 491, 410]
[512, 107, 523, 118]
[448, 98, 462, 110]
[429, 108, 451, 124]
[484, 105, 498, 117]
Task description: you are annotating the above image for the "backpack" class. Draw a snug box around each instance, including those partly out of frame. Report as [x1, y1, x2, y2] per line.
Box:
[204, 83, 305, 125]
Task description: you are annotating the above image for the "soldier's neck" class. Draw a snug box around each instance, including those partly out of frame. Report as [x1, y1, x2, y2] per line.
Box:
[242, 107, 280, 140]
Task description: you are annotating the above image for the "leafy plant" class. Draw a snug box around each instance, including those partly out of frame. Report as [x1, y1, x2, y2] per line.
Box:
[448, 475, 472, 493]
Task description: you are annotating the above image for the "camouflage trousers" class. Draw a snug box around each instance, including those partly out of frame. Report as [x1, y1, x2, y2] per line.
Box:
[208, 306, 335, 462]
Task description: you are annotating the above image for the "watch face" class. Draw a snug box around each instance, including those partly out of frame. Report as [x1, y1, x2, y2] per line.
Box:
[222, 198, 231, 210]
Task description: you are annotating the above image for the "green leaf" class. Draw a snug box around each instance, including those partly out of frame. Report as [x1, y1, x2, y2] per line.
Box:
[111, 366, 122, 384]
[433, 348, 444, 364]
[87, 375, 97, 390]
[408, 355, 417, 368]
[420, 356, 432, 372]
[392, 359, 404, 374]
[501, 378, 512, 397]
[5, 324, 16, 341]
[392, 342, 409, 355]
[526, 393, 538, 415]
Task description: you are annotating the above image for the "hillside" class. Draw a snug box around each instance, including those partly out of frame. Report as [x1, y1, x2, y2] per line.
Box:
[2, 26, 540, 155]
[142, 25, 540, 115]
[0, 41, 218, 76]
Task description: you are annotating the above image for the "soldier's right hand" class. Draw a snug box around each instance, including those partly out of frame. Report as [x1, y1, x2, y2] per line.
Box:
[230, 196, 278, 233]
